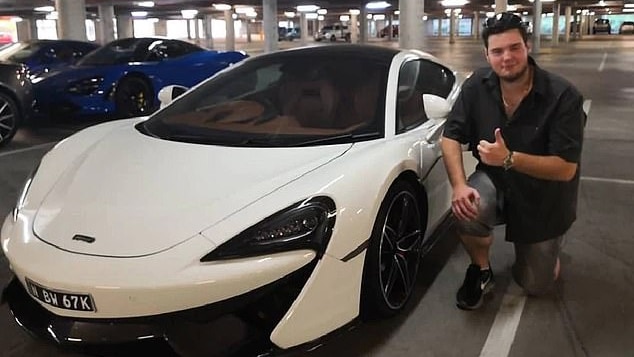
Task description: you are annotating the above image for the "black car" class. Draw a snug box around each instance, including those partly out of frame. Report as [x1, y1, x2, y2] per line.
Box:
[0, 40, 99, 78]
[619, 21, 634, 35]
[0, 62, 33, 147]
[592, 18, 611, 34]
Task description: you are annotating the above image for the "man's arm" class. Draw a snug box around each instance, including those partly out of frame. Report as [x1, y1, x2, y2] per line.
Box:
[441, 137, 479, 220]
[441, 137, 468, 188]
[510, 152, 577, 181]
[478, 128, 578, 181]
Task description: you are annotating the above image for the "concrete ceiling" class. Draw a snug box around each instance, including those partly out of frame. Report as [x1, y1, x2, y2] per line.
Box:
[0, 0, 627, 19]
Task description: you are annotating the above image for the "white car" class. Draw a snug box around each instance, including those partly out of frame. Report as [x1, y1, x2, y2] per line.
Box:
[2, 45, 465, 353]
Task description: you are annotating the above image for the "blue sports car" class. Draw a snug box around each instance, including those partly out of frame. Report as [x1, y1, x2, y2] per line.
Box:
[32, 37, 248, 119]
[0, 39, 99, 78]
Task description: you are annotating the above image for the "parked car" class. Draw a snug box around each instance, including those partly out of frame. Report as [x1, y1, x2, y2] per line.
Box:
[314, 23, 351, 41]
[0, 62, 34, 147]
[0, 33, 14, 45]
[619, 21, 634, 35]
[31, 37, 248, 120]
[2, 44, 466, 354]
[378, 24, 399, 38]
[592, 18, 611, 34]
[0, 40, 98, 78]
[278, 27, 300, 41]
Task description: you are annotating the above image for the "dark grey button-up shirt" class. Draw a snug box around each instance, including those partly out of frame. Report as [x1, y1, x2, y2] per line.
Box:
[443, 57, 586, 243]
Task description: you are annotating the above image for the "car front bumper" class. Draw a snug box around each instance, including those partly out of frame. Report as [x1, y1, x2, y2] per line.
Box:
[2, 256, 318, 351]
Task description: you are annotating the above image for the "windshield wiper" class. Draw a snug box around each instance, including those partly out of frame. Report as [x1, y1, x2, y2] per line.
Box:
[294, 132, 380, 146]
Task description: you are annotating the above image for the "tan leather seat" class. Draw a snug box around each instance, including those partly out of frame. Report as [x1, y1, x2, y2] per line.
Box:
[280, 79, 339, 129]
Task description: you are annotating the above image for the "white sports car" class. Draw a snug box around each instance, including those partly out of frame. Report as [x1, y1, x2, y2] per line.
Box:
[2, 45, 464, 354]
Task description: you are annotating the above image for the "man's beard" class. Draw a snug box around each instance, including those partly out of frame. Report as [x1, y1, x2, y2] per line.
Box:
[499, 63, 529, 83]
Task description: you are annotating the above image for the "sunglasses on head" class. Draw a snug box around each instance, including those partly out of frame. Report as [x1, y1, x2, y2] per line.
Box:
[484, 12, 523, 29]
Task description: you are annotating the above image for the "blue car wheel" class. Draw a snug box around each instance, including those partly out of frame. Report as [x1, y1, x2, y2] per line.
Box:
[0, 92, 20, 147]
[115, 76, 153, 118]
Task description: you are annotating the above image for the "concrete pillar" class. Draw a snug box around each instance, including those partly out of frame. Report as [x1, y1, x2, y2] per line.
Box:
[449, 9, 456, 44]
[532, 0, 542, 54]
[262, 0, 277, 53]
[299, 12, 308, 46]
[437, 17, 442, 36]
[495, 0, 507, 13]
[97, 4, 115, 45]
[399, 0, 425, 49]
[552, 3, 560, 46]
[203, 15, 214, 49]
[154, 19, 168, 37]
[116, 15, 134, 39]
[16, 19, 35, 41]
[351, 13, 359, 43]
[360, 7, 368, 43]
[564, 6, 571, 42]
[55, 0, 87, 40]
[473, 12, 480, 39]
[224, 10, 235, 51]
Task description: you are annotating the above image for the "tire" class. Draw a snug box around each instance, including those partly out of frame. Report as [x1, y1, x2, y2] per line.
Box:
[330, 35, 337, 42]
[0, 92, 21, 147]
[115, 76, 153, 119]
[361, 180, 425, 319]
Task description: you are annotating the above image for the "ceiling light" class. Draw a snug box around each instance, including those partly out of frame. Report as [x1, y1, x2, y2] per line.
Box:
[373, 14, 386, 20]
[181, 9, 198, 19]
[136, 1, 154, 7]
[45, 11, 58, 20]
[131, 11, 148, 17]
[317, 9, 327, 15]
[624, 3, 634, 7]
[340, 15, 350, 21]
[284, 11, 295, 18]
[366, 1, 391, 9]
[213, 3, 232, 11]
[394, 10, 400, 15]
[234, 6, 254, 14]
[350, 9, 361, 15]
[297, 5, 320, 12]
[34, 6, 55, 12]
[306, 13, 319, 19]
[246, 11, 258, 18]
[318, 15, 325, 20]
[440, 0, 469, 7]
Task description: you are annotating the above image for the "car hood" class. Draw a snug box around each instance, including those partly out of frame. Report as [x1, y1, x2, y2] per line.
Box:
[33, 123, 351, 257]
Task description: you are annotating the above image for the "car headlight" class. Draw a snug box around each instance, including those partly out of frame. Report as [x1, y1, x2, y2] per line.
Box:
[67, 76, 104, 95]
[201, 197, 336, 261]
[12, 163, 40, 222]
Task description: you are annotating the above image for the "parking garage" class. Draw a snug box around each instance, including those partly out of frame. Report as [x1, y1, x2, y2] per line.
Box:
[0, 1, 633, 357]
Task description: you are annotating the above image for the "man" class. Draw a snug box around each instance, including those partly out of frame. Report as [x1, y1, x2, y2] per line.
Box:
[441, 12, 586, 310]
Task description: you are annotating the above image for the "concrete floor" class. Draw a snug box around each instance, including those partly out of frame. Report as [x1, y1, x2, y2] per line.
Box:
[1, 36, 633, 357]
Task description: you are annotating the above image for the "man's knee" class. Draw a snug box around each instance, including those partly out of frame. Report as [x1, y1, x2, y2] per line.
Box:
[455, 171, 500, 237]
[512, 263, 555, 296]
[512, 237, 563, 296]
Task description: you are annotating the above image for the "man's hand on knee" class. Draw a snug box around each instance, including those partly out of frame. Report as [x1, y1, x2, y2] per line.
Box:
[452, 185, 480, 221]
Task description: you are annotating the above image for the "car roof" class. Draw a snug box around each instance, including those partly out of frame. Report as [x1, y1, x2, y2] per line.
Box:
[257, 44, 400, 64]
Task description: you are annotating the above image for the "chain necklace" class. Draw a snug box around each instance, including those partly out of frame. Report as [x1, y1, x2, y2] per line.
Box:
[502, 68, 533, 110]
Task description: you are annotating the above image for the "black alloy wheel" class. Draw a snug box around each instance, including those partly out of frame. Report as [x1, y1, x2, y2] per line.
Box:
[0, 92, 20, 147]
[115, 76, 153, 119]
[361, 180, 425, 319]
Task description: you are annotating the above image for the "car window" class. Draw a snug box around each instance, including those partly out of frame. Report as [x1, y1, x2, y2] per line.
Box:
[0, 42, 42, 62]
[396, 59, 455, 134]
[143, 55, 389, 147]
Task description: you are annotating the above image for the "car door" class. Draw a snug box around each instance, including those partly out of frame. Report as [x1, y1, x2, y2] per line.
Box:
[395, 58, 456, 231]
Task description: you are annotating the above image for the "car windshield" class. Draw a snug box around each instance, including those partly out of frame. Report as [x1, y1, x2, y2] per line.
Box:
[0, 42, 42, 62]
[141, 53, 389, 147]
[77, 38, 155, 65]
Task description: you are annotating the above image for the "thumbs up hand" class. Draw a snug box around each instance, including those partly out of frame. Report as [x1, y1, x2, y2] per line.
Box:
[477, 128, 509, 167]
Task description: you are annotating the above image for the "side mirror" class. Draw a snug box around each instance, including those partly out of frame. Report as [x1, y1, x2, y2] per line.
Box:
[158, 85, 188, 108]
[422, 94, 451, 120]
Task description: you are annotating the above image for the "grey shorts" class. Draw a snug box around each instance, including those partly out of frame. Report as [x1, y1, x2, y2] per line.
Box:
[456, 170, 563, 295]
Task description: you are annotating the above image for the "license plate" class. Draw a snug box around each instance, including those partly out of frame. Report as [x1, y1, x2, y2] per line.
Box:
[25, 278, 95, 312]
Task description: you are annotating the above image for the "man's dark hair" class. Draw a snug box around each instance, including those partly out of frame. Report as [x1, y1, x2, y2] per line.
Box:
[481, 12, 529, 48]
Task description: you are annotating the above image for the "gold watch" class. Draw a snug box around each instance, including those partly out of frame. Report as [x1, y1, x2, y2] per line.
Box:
[503, 151, 514, 171]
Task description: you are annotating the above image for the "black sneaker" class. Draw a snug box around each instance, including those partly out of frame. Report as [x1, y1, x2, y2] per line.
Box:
[456, 264, 494, 310]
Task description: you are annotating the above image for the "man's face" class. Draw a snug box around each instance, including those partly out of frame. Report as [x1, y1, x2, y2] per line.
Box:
[485, 29, 529, 82]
